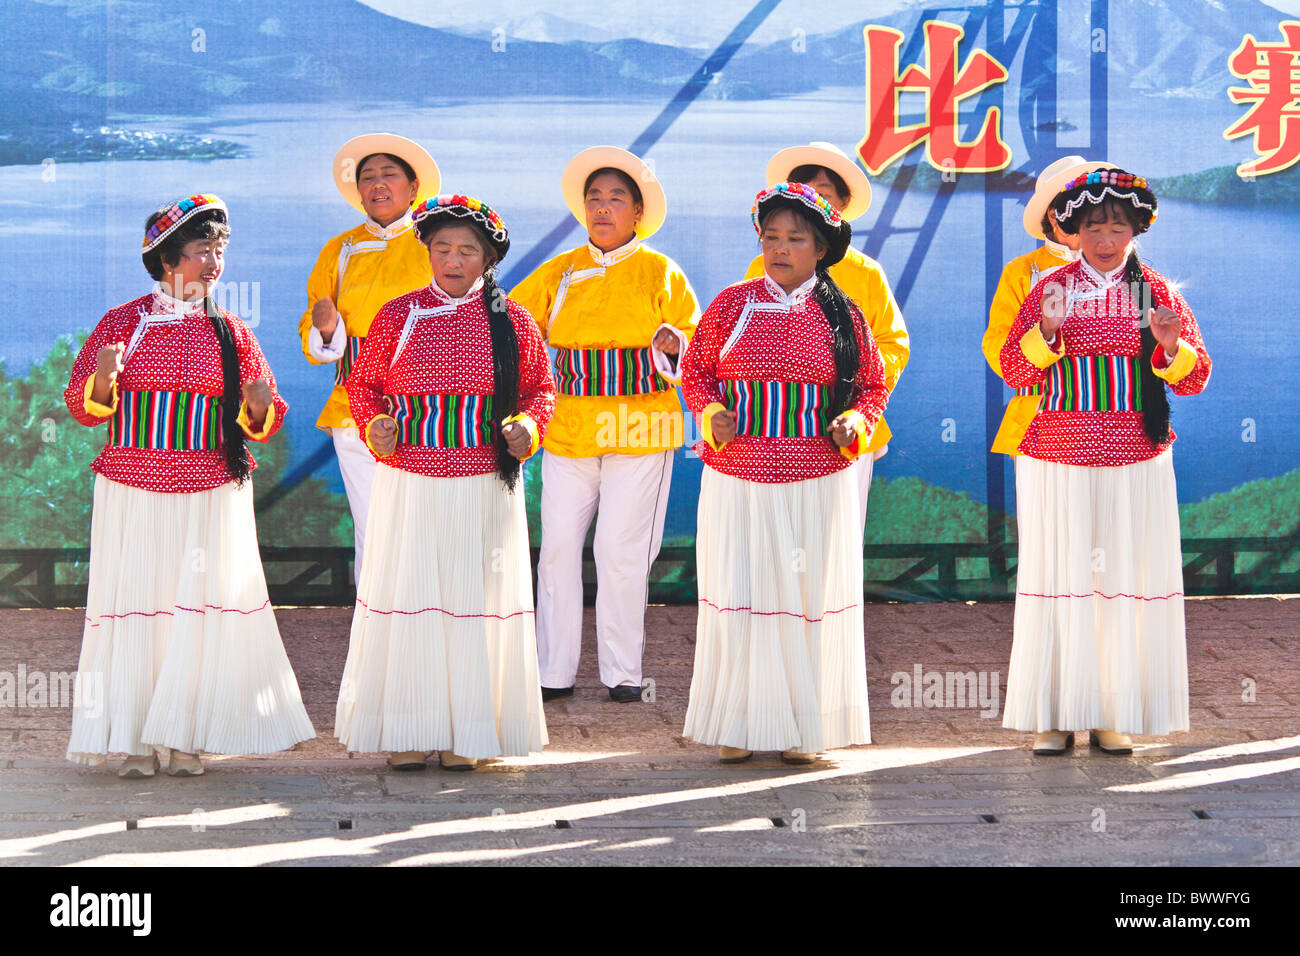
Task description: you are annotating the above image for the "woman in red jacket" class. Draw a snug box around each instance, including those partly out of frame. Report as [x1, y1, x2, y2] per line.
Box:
[680, 182, 889, 764]
[335, 195, 557, 771]
[998, 170, 1212, 756]
[63, 194, 314, 777]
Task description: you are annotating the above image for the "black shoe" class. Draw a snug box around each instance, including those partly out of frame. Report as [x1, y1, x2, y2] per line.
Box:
[541, 685, 574, 702]
[608, 684, 643, 703]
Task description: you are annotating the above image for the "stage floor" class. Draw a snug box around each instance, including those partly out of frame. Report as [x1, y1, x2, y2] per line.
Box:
[1, 598, 1297, 866]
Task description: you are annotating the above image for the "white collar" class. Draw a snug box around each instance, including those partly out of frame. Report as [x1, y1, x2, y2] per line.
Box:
[1044, 238, 1078, 261]
[587, 235, 640, 267]
[762, 272, 817, 307]
[428, 275, 485, 306]
[151, 282, 205, 313]
[364, 210, 414, 240]
[1079, 250, 1129, 286]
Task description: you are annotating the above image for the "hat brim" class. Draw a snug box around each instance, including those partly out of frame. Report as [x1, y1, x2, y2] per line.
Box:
[765, 144, 872, 221]
[1023, 160, 1114, 239]
[333, 134, 440, 214]
[561, 146, 666, 240]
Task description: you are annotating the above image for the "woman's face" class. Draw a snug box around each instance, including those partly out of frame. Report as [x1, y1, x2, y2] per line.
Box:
[426, 224, 489, 298]
[760, 208, 825, 293]
[799, 168, 847, 213]
[584, 171, 641, 251]
[357, 154, 419, 227]
[167, 236, 226, 301]
[1077, 204, 1134, 273]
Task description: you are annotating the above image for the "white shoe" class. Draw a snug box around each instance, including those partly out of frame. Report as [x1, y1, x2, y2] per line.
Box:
[167, 750, 205, 776]
[117, 754, 159, 778]
[1089, 730, 1134, 755]
[1032, 731, 1075, 755]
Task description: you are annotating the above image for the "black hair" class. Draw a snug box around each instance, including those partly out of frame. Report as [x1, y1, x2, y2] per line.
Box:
[140, 206, 247, 482]
[758, 204, 863, 414]
[357, 152, 417, 184]
[141, 207, 230, 281]
[419, 217, 521, 489]
[1120, 245, 1172, 449]
[584, 166, 643, 208]
[788, 163, 851, 205]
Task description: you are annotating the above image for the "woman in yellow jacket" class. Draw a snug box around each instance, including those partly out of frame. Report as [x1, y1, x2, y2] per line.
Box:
[512, 146, 700, 703]
[982, 155, 1109, 455]
[742, 142, 907, 534]
[298, 133, 439, 578]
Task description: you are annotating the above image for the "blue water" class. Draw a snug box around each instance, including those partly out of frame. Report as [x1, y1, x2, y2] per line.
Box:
[0, 90, 1294, 540]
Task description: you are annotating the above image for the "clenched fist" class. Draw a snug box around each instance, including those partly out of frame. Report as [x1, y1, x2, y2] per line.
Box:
[312, 297, 340, 341]
[91, 342, 125, 407]
[242, 378, 273, 426]
[829, 413, 859, 448]
[368, 416, 397, 457]
[709, 408, 738, 446]
[502, 420, 532, 459]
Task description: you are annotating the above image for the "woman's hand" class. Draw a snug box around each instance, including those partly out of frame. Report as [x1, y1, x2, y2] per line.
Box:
[368, 416, 397, 457]
[652, 327, 681, 356]
[502, 420, 532, 459]
[312, 297, 340, 342]
[242, 378, 273, 425]
[1040, 281, 1066, 341]
[710, 408, 738, 446]
[92, 342, 125, 406]
[829, 414, 858, 448]
[1148, 305, 1181, 356]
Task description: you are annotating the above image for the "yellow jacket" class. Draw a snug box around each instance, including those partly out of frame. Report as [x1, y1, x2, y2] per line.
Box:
[744, 246, 907, 454]
[298, 214, 432, 431]
[983, 241, 1076, 454]
[511, 240, 699, 458]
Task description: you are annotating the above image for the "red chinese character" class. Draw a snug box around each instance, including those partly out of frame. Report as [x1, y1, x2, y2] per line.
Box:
[857, 20, 1011, 175]
[1224, 21, 1300, 177]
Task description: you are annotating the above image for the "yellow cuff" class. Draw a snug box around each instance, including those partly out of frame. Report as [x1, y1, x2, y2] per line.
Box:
[83, 375, 119, 418]
[699, 401, 729, 451]
[236, 399, 277, 440]
[504, 413, 541, 459]
[364, 415, 398, 457]
[1152, 338, 1196, 384]
[1020, 324, 1066, 369]
[837, 409, 872, 460]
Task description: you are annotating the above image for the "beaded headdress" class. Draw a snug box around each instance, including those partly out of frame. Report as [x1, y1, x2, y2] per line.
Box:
[752, 181, 852, 269]
[1057, 169, 1157, 229]
[752, 181, 842, 235]
[413, 194, 509, 258]
[142, 194, 228, 252]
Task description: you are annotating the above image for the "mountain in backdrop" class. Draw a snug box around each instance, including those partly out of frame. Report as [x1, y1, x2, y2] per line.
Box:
[0, 0, 1288, 135]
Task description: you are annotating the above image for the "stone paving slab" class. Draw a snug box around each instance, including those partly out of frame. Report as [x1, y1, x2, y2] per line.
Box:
[0, 598, 1296, 866]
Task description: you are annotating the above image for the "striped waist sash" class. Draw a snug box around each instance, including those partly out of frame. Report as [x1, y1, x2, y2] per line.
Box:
[721, 379, 833, 438]
[554, 347, 667, 397]
[389, 393, 496, 448]
[107, 390, 223, 451]
[1016, 384, 1042, 396]
[1043, 354, 1143, 412]
[333, 336, 365, 386]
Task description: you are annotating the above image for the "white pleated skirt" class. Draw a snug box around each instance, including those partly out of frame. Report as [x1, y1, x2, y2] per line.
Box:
[334, 464, 547, 758]
[684, 466, 870, 753]
[66, 475, 316, 765]
[1002, 451, 1189, 735]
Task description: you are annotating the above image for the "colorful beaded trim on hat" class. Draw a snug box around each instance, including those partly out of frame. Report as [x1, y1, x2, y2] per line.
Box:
[142, 194, 228, 252]
[413, 194, 507, 243]
[752, 181, 842, 236]
[1058, 170, 1156, 221]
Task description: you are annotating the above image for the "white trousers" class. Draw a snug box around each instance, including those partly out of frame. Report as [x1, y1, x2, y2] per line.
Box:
[855, 450, 878, 538]
[536, 450, 674, 689]
[333, 426, 378, 580]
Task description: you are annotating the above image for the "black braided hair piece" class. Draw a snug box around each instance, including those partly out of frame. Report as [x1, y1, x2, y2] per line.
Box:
[813, 267, 864, 415]
[1123, 251, 1172, 447]
[204, 296, 251, 485]
[482, 269, 522, 491]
